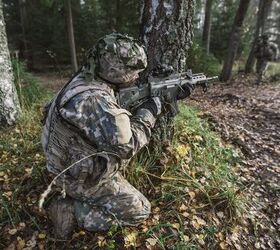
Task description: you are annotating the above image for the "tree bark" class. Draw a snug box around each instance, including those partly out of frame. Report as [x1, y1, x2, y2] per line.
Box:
[19, 0, 28, 61]
[140, 0, 194, 75]
[260, 0, 273, 33]
[0, 0, 21, 127]
[65, 0, 78, 72]
[220, 0, 251, 82]
[245, 0, 273, 73]
[140, 0, 194, 141]
[115, 0, 121, 31]
[202, 0, 213, 55]
[245, 0, 264, 73]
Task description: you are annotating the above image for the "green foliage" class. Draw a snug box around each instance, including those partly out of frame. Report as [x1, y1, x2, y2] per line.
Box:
[4, 0, 140, 68]
[210, 0, 258, 62]
[267, 62, 280, 81]
[187, 42, 221, 75]
[12, 59, 47, 110]
[211, 0, 239, 61]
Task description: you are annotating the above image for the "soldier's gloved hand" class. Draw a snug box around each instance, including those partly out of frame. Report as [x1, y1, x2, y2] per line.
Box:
[177, 83, 194, 100]
[138, 97, 162, 116]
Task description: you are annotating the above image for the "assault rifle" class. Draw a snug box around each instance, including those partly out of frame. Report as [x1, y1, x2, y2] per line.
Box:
[116, 70, 218, 114]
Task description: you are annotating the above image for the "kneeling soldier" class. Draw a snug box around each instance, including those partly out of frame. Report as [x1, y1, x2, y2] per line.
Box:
[41, 33, 193, 238]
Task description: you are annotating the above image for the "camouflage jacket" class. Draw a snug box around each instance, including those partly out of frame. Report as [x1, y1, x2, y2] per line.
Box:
[41, 73, 156, 188]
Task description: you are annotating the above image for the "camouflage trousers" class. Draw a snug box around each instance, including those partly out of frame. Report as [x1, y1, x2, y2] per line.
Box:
[53, 172, 151, 232]
[256, 59, 268, 84]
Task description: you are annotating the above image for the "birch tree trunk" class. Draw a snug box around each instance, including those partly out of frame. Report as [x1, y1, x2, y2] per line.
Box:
[65, 0, 78, 72]
[0, 0, 20, 127]
[140, 0, 194, 141]
[140, 0, 194, 75]
[202, 0, 213, 55]
[220, 0, 251, 82]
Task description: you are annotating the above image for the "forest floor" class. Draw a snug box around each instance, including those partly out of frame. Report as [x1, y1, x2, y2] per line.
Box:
[189, 75, 280, 249]
[1, 72, 279, 250]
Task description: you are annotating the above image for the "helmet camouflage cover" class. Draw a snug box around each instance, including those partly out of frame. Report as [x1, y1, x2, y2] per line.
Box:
[88, 33, 147, 84]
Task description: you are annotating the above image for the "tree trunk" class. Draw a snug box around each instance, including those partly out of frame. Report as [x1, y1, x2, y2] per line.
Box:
[220, 0, 251, 82]
[65, 0, 78, 72]
[0, 0, 21, 127]
[202, 0, 213, 55]
[140, 0, 194, 141]
[140, 0, 194, 75]
[19, 0, 28, 62]
[245, 0, 264, 73]
[245, 0, 273, 73]
[115, 0, 121, 31]
[260, 0, 273, 33]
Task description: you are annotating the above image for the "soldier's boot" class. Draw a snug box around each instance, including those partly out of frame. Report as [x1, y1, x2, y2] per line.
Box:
[47, 197, 76, 239]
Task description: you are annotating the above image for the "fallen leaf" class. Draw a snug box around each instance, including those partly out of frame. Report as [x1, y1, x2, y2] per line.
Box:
[182, 212, 189, 218]
[219, 241, 227, 249]
[16, 238, 25, 250]
[171, 223, 180, 230]
[79, 230, 86, 236]
[179, 203, 188, 212]
[8, 228, 17, 235]
[124, 231, 138, 248]
[194, 135, 203, 142]
[153, 207, 160, 213]
[175, 144, 190, 158]
[191, 216, 206, 229]
[3, 191, 13, 198]
[97, 236, 106, 247]
[217, 212, 224, 218]
[38, 233, 46, 239]
[146, 238, 157, 246]
[188, 191, 196, 199]
[182, 235, 190, 242]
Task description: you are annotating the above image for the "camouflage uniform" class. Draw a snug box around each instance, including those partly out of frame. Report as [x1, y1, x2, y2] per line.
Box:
[254, 35, 279, 84]
[41, 33, 158, 235]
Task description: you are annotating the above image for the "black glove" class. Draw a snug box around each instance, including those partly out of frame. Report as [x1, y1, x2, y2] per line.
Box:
[152, 64, 175, 77]
[137, 97, 162, 116]
[177, 83, 194, 100]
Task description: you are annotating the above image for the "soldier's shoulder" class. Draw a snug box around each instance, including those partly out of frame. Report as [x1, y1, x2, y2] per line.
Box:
[65, 85, 115, 110]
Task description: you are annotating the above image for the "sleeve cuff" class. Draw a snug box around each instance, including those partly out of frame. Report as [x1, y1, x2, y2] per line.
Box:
[135, 108, 157, 127]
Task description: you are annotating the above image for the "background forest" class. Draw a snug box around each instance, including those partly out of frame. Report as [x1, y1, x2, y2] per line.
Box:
[1, 0, 280, 249]
[3, 0, 280, 75]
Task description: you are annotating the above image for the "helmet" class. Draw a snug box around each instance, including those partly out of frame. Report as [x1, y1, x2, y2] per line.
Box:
[87, 33, 147, 84]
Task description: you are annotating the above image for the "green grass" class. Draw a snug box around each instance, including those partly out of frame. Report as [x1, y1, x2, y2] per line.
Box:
[0, 66, 247, 249]
[267, 62, 280, 80]
[124, 105, 246, 249]
[130, 105, 244, 215]
[187, 42, 222, 76]
[12, 59, 48, 109]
